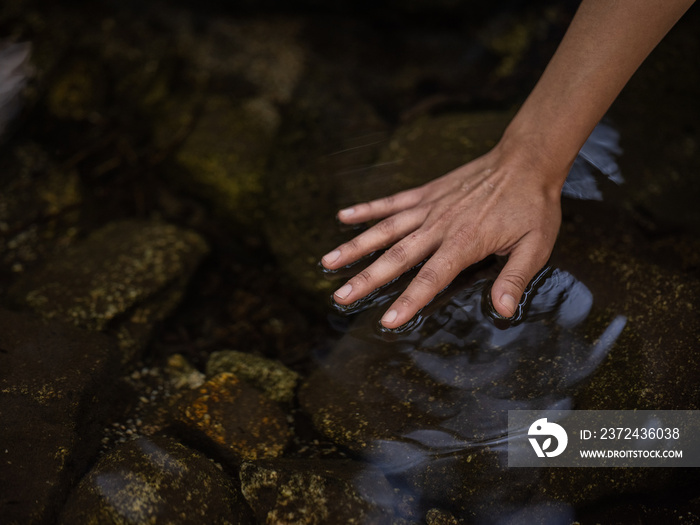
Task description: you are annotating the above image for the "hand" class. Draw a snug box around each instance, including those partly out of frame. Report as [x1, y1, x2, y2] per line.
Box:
[321, 142, 565, 329]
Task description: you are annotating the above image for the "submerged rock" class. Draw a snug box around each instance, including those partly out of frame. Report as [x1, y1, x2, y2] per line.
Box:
[60, 435, 253, 525]
[164, 353, 206, 390]
[169, 372, 291, 463]
[206, 350, 300, 403]
[8, 220, 209, 362]
[300, 239, 700, 520]
[261, 64, 389, 298]
[0, 308, 120, 525]
[168, 17, 305, 229]
[0, 142, 83, 274]
[239, 458, 396, 524]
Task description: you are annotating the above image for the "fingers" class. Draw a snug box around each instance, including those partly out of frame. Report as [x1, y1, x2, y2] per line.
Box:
[337, 188, 423, 224]
[490, 237, 553, 318]
[380, 250, 464, 329]
[322, 207, 427, 270]
[331, 232, 437, 307]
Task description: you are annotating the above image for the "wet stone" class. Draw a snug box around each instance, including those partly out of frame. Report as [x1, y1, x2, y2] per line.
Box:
[261, 65, 389, 298]
[169, 372, 291, 463]
[59, 435, 253, 525]
[173, 96, 273, 229]
[425, 508, 459, 525]
[300, 240, 700, 520]
[239, 458, 396, 525]
[0, 141, 83, 274]
[206, 350, 300, 403]
[0, 308, 120, 525]
[167, 17, 305, 230]
[164, 353, 206, 390]
[8, 220, 209, 362]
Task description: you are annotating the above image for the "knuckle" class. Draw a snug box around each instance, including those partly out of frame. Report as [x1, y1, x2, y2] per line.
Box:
[344, 237, 362, 253]
[451, 226, 478, 248]
[383, 243, 408, 266]
[381, 194, 396, 208]
[414, 265, 441, 288]
[376, 216, 397, 237]
[501, 270, 530, 292]
[355, 269, 373, 285]
[397, 294, 416, 310]
[432, 254, 455, 274]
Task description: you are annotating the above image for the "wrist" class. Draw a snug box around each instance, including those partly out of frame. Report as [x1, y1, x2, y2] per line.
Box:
[493, 122, 575, 196]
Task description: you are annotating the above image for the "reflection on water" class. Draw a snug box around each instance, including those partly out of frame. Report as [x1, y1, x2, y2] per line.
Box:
[306, 263, 627, 522]
[563, 119, 623, 201]
[0, 41, 31, 138]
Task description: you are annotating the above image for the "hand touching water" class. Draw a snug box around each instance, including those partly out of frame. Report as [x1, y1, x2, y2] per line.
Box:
[322, 0, 694, 329]
[321, 142, 565, 328]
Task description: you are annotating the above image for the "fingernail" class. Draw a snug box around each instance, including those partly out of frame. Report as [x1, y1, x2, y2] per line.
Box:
[381, 309, 398, 325]
[338, 207, 355, 218]
[500, 293, 517, 316]
[322, 250, 340, 265]
[334, 283, 353, 300]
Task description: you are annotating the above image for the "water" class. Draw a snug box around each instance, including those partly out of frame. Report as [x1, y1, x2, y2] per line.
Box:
[1, 0, 699, 523]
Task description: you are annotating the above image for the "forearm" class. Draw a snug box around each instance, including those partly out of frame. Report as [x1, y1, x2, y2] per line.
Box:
[502, 0, 695, 185]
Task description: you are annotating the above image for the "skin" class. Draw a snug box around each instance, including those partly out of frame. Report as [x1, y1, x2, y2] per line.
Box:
[322, 0, 696, 329]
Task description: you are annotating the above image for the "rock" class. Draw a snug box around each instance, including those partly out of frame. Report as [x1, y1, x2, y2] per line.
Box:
[300, 239, 700, 520]
[59, 435, 254, 525]
[261, 63, 390, 297]
[425, 508, 459, 525]
[169, 372, 291, 463]
[8, 220, 209, 362]
[371, 111, 511, 194]
[239, 458, 395, 524]
[0, 308, 120, 525]
[0, 142, 83, 275]
[164, 354, 206, 390]
[168, 17, 305, 229]
[173, 96, 273, 228]
[206, 350, 299, 403]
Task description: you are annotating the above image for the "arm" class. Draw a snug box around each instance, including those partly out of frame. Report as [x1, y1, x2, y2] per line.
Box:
[322, 0, 695, 329]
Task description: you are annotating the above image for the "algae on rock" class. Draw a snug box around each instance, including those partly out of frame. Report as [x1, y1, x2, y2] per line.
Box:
[9, 220, 209, 362]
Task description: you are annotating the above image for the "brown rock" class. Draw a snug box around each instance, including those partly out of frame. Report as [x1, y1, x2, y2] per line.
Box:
[170, 373, 291, 463]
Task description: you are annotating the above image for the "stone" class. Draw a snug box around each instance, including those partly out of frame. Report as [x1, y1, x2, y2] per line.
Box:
[425, 508, 458, 525]
[206, 350, 300, 403]
[173, 96, 273, 228]
[164, 353, 206, 390]
[261, 63, 390, 297]
[168, 17, 305, 229]
[59, 435, 254, 525]
[239, 458, 395, 524]
[0, 142, 83, 274]
[169, 373, 291, 463]
[0, 308, 120, 525]
[8, 220, 209, 362]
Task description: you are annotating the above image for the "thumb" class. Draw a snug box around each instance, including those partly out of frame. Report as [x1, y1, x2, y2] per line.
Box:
[491, 242, 551, 318]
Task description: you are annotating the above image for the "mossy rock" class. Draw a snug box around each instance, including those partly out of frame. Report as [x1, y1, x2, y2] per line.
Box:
[60, 435, 253, 525]
[9, 220, 209, 362]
